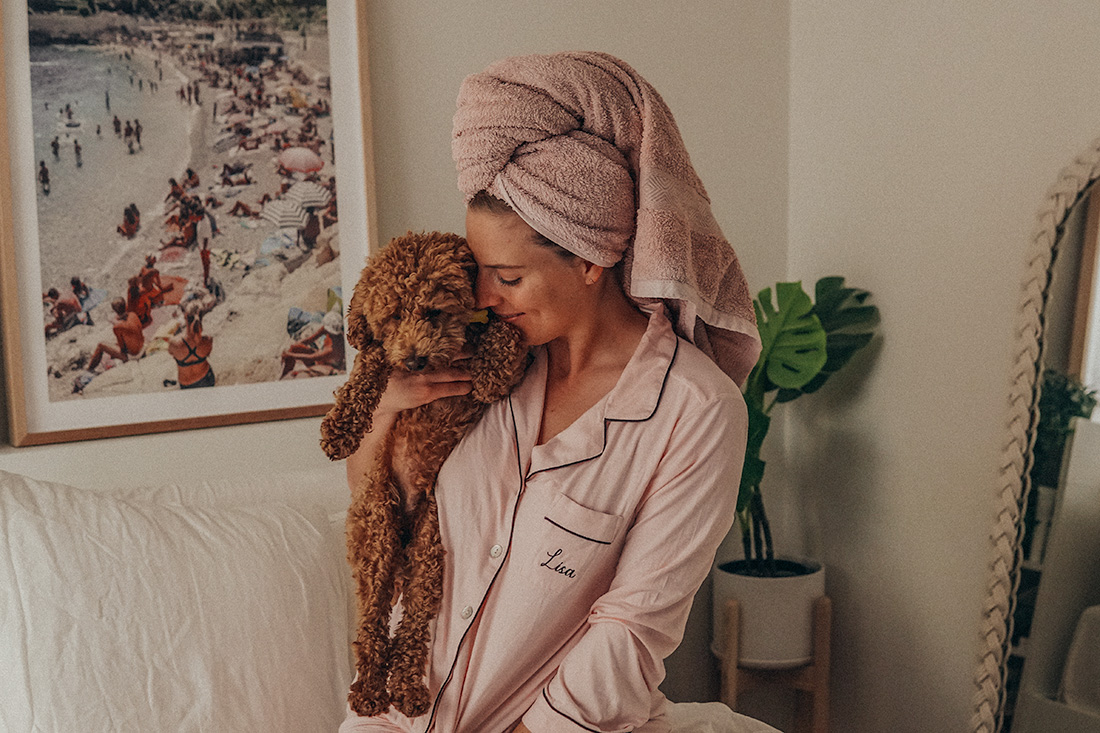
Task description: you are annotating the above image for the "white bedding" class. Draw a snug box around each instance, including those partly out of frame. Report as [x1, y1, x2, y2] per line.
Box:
[0, 469, 351, 732]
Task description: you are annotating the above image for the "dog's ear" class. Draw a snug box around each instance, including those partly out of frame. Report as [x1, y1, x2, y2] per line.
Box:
[320, 341, 392, 460]
[453, 237, 479, 295]
[345, 278, 373, 351]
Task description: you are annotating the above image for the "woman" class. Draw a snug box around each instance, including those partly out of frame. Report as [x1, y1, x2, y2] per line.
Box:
[280, 308, 346, 378]
[125, 276, 152, 326]
[87, 298, 143, 371]
[168, 310, 214, 389]
[340, 52, 763, 733]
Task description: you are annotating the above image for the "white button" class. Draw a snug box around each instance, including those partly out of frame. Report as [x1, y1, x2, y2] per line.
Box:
[460, 605, 473, 620]
[490, 544, 503, 558]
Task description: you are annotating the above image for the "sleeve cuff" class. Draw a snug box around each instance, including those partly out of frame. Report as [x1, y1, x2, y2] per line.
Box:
[522, 689, 632, 733]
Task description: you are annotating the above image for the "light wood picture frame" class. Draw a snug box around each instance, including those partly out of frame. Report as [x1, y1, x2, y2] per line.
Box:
[0, 1, 376, 446]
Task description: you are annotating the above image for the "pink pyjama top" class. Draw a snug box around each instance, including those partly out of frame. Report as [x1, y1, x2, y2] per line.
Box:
[340, 307, 748, 733]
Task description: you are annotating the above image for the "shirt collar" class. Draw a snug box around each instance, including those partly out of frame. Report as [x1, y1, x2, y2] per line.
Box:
[511, 306, 678, 478]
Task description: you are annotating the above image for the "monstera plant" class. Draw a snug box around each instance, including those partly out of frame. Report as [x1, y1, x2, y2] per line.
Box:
[737, 277, 879, 576]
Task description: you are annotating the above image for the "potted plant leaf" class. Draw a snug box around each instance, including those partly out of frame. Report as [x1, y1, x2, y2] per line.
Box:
[1022, 368, 1097, 563]
[712, 276, 879, 668]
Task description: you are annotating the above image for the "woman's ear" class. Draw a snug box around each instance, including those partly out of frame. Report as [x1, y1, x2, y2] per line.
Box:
[581, 261, 605, 286]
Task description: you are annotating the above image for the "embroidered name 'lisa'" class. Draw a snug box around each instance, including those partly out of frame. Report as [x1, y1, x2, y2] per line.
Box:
[540, 548, 576, 578]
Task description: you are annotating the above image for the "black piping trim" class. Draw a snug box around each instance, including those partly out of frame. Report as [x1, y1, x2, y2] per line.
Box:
[543, 517, 612, 545]
[526, 337, 679, 482]
[423, 397, 526, 733]
[541, 688, 631, 733]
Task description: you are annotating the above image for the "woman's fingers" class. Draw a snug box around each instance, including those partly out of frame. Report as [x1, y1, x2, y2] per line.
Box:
[377, 367, 472, 413]
[417, 368, 473, 401]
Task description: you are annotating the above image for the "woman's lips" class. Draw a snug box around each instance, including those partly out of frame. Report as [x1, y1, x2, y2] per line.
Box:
[496, 312, 522, 323]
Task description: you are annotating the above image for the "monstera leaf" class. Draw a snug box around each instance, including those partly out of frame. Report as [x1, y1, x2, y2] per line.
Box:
[736, 276, 878, 571]
[745, 282, 827, 411]
[776, 277, 879, 403]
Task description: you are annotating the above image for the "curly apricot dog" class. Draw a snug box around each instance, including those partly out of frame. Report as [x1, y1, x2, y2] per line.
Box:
[321, 231, 528, 718]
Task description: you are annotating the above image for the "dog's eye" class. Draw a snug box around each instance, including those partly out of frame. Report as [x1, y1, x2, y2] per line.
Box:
[390, 313, 402, 323]
[426, 309, 442, 323]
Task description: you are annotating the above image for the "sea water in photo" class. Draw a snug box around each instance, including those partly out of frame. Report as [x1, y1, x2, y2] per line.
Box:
[31, 43, 192, 297]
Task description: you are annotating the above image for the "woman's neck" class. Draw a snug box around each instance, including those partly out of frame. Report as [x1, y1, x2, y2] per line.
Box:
[545, 282, 648, 383]
[538, 288, 647, 445]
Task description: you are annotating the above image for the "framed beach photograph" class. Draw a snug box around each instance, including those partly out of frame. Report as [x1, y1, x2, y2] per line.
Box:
[0, 1, 375, 446]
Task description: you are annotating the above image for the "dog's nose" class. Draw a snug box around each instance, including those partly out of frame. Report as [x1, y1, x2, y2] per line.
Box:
[404, 355, 428, 372]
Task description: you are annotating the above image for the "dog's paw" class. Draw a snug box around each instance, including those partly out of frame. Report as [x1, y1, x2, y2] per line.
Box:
[320, 433, 358, 461]
[320, 411, 368, 460]
[390, 681, 431, 718]
[348, 681, 392, 718]
[469, 321, 528, 402]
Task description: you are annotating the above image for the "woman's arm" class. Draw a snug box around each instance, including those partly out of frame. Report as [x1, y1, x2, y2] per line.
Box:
[343, 365, 473, 492]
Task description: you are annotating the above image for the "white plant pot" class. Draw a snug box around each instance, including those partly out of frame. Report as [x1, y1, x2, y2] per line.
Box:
[711, 556, 825, 669]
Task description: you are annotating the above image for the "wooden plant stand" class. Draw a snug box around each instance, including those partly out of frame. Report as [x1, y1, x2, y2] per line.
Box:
[719, 596, 831, 733]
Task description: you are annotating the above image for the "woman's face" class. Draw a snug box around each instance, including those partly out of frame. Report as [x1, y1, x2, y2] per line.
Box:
[465, 208, 590, 346]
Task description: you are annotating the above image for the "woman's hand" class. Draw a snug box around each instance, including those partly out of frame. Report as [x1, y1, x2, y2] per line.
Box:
[345, 364, 473, 494]
[375, 365, 473, 417]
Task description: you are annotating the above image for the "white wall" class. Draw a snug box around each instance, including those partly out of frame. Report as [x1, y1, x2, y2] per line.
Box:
[0, 0, 789, 711]
[789, 3, 1100, 732]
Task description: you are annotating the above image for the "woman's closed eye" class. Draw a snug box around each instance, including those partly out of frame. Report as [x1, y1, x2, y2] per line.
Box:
[497, 274, 522, 287]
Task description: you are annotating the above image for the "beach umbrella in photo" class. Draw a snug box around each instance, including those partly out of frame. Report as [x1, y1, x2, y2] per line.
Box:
[261, 199, 308, 229]
[278, 147, 324, 173]
[285, 181, 331, 209]
[213, 133, 238, 154]
[225, 112, 252, 128]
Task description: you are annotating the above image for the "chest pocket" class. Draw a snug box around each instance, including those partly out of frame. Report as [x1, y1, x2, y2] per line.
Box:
[534, 493, 624, 583]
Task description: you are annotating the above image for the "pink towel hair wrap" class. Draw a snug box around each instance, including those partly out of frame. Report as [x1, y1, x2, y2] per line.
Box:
[452, 51, 762, 386]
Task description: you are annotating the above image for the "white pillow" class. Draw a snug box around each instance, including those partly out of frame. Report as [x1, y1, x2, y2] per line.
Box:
[0, 470, 351, 733]
[116, 467, 349, 514]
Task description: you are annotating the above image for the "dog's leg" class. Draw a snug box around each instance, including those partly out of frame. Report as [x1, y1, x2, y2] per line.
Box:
[468, 320, 527, 403]
[320, 344, 390, 460]
[386, 490, 444, 718]
[385, 411, 479, 717]
[347, 451, 403, 717]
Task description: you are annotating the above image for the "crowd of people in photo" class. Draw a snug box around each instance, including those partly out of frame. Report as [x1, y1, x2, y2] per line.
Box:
[43, 29, 346, 398]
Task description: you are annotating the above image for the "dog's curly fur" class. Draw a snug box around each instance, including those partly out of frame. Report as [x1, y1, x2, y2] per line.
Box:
[320, 231, 528, 718]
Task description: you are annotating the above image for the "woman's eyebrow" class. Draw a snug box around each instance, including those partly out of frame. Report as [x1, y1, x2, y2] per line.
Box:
[479, 263, 524, 270]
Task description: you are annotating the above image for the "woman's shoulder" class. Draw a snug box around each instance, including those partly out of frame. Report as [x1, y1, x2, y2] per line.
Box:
[665, 335, 746, 411]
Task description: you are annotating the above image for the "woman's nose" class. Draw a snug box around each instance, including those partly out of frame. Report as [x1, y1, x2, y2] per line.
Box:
[474, 270, 499, 310]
